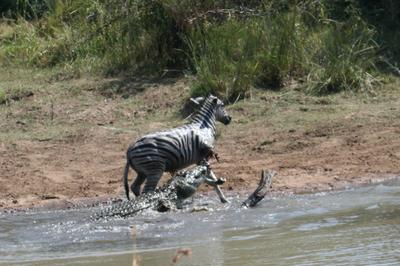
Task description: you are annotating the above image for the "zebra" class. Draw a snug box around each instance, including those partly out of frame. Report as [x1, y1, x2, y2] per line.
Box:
[123, 94, 231, 200]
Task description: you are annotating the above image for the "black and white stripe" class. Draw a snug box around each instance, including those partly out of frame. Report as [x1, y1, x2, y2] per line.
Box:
[123, 95, 231, 199]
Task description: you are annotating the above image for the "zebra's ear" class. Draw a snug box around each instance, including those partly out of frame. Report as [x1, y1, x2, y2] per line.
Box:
[190, 97, 204, 106]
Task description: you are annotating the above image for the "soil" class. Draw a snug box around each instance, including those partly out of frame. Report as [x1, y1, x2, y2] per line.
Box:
[1, 75, 400, 209]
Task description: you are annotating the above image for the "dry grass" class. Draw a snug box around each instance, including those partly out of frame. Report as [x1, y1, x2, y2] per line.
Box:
[1, 68, 399, 144]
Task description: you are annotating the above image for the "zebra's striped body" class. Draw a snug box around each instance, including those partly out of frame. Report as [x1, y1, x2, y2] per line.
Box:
[123, 95, 231, 199]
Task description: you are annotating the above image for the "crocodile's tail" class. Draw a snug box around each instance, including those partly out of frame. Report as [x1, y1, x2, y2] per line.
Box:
[123, 160, 130, 200]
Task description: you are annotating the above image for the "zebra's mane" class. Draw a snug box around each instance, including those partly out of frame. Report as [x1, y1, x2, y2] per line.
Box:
[188, 95, 216, 125]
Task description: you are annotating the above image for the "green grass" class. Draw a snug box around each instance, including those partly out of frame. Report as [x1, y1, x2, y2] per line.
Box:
[188, 19, 262, 101]
[189, 2, 380, 99]
[0, 71, 36, 105]
[0, 87, 6, 104]
[1, 64, 399, 146]
[306, 17, 380, 94]
[0, 0, 398, 99]
[188, 12, 304, 101]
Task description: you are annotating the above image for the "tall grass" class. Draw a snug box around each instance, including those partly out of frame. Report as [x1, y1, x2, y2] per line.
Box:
[189, 10, 308, 101]
[1, 20, 75, 67]
[1, 0, 189, 72]
[0, 0, 52, 19]
[189, 2, 380, 99]
[189, 20, 261, 100]
[307, 17, 379, 94]
[0, 0, 389, 98]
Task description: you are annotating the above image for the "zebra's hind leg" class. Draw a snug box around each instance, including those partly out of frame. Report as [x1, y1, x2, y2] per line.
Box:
[131, 173, 146, 197]
[143, 173, 163, 194]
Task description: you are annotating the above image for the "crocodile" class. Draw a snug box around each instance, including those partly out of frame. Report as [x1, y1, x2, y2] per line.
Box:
[93, 163, 275, 220]
[94, 163, 226, 219]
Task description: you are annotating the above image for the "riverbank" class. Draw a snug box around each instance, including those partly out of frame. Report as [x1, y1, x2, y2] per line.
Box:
[1, 68, 400, 209]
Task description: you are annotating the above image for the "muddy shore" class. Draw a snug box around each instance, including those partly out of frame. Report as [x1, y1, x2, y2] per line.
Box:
[1, 76, 399, 209]
[2, 113, 399, 210]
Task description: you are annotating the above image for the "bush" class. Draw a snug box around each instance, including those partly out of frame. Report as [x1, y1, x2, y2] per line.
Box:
[189, 5, 311, 101]
[0, 0, 390, 98]
[189, 2, 381, 99]
[0, 0, 191, 72]
[307, 17, 380, 94]
[189, 20, 260, 101]
[254, 8, 308, 90]
[0, 0, 52, 19]
[1, 21, 44, 66]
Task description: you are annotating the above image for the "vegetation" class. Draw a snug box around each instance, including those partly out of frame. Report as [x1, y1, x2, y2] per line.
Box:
[0, 0, 399, 100]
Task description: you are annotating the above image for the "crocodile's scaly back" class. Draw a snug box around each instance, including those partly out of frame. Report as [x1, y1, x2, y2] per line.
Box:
[93, 165, 213, 219]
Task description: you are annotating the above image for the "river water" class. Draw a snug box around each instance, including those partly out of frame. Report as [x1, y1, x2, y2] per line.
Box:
[1, 178, 399, 266]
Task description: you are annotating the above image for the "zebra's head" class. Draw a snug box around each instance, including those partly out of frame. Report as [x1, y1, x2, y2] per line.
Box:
[191, 95, 232, 125]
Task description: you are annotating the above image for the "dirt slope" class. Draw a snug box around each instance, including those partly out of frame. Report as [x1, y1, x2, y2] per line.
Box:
[1, 72, 399, 208]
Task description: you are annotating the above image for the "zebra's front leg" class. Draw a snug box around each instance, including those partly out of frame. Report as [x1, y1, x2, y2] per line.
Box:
[205, 149, 220, 163]
[201, 162, 228, 204]
[204, 175, 225, 186]
[208, 169, 228, 203]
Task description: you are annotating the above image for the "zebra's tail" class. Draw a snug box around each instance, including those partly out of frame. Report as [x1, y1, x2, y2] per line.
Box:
[123, 160, 131, 200]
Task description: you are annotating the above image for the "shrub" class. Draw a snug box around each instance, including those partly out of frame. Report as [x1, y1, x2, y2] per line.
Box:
[0, 0, 51, 19]
[188, 5, 310, 100]
[0, 0, 190, 72]
[189, 19, 261, 101]
[307, 17, 380, 94]
[0, 0, 388, 98]
[1, 21, 44, 66]
[255, 8, 308, 90]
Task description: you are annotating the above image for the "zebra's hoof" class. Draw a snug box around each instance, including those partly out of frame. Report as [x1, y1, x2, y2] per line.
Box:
[216, 178, 225, 185]
[132, 187, 141, 198]
[220, 197, 229, 204]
